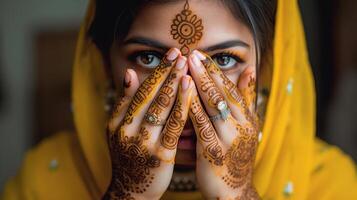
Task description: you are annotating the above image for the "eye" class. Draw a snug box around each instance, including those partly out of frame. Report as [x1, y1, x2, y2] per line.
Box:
[129, 51, 162, 69]
[212, 53, 243, 70]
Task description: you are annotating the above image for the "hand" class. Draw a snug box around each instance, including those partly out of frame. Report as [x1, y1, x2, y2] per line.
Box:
[188, 50, 260, 199]
[103, 48, 194, 200]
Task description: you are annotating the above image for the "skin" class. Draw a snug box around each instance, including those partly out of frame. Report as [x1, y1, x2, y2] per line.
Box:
[105, 0, 260, 199]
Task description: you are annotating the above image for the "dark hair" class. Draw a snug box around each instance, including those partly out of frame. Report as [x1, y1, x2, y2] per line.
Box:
[88, 0, 276, 68]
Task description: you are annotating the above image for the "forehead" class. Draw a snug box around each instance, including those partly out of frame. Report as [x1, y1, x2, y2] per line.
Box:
[125, 0, 254, 49]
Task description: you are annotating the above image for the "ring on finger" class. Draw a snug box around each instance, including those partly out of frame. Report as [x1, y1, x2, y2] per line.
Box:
[210, 100, 230, 121]
[144, 113, 166, 126]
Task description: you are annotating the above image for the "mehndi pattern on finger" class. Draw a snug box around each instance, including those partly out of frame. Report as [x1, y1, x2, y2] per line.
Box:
[171, 0, 204, 56]
[202, 57, 258, 127]
[104, 127, 161, 199]
[146, 72, 177, 121]
[161, 97, 185, 150]
[200, 71, 225, 108]
[241, 76, 257, 109]
[190, 97, 224, 166]
[124, 58, 173, 125]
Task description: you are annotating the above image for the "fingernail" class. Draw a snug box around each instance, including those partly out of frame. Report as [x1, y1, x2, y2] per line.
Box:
[167, 48, 179, 61]
[124, 69, 131, 88]
[176, 56, 187, 69]
[190, 54, 201, 67]
[182, 76, 191, 91]
[193, 50, 206, 60]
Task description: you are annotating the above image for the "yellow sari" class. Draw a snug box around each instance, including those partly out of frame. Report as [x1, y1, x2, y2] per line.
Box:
[2, 0, 357, 199]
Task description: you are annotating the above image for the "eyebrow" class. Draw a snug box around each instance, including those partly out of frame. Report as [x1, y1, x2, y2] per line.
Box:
[123, 37, 169, 51]
[201, 40, 250, 52]
[123, 37, 250, 52]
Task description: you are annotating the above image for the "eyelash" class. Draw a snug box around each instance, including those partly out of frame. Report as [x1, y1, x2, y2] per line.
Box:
[211, 51, 244, 63]
[128, 50, 163, 62]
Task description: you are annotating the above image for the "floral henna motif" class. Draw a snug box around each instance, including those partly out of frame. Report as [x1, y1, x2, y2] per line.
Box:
[171, 0, 204, 56]
[161, 99, 185, 150]
[222, 124, 258, 189]
[104, 128, 161, 200]
[124, 58, 172, 125]
[190, 97, 224, 165]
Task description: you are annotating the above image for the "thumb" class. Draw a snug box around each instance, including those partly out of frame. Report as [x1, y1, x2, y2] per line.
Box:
[237, 66, 256, 111]
[108, 68, 139, 133]
[124, 68, 140, 97]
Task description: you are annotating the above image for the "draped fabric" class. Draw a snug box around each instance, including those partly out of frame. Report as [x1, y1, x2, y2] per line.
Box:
[2, 0, 357, 199]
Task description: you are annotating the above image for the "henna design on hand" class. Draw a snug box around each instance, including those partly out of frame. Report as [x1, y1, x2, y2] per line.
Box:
[171, 0, 204, 56]
[222, 124, 258, 189]
[202, 58, 258, 127]
[104, 128, 161, 200]
[124, 58, 172, 125]
[241, 76, 257, 108]
[146, 72, 177, 118]
[161, 98, 185, 150]
[203, 58, 246, 108]
[190, 97, 224, 165]
[200, 71, 224, 108]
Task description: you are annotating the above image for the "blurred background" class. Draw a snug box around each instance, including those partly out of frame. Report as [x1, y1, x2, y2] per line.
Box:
[0, 0, 356, 189]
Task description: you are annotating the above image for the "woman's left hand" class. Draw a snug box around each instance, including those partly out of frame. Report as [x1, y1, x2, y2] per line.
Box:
[188, 51, 261, 199]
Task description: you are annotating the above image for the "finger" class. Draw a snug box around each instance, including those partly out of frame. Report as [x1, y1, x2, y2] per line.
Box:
[187, 53, 225, 116]
[124, 68, 140, 97]
[156, 75, 193, 163]
[194, 50, 253, 125]
[237, 66, 256, 112]
[189, 87, 224, 166]
[188, 52, 237, 141]
[108, 68, 140, 133]
[121, 48, 180, 137]
[142, 56, 188, 145]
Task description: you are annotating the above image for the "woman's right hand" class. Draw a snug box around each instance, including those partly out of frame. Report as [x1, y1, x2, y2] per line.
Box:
[103, 48, 194, 200]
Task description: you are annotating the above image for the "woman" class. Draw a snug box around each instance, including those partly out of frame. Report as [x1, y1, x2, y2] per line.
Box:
[2, 0, 357, 199]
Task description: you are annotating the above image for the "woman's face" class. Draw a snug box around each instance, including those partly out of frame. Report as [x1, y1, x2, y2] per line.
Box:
[111, 0, 256, 168]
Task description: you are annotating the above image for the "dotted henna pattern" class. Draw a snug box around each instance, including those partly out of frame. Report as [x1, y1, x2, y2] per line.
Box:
[104, 128, 161, 200]
[171, 0, 204, 56]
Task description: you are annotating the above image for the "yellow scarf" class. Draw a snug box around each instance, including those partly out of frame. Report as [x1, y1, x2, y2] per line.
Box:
[2, 0, 356, 199]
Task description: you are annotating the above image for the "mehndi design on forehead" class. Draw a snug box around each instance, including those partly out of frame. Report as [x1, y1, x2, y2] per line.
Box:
[171, 0, 203, 56]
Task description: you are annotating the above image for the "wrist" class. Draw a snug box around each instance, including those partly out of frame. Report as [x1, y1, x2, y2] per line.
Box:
[103, 181, 161, 200]
[235, 185, 260, 200]
[204, 185, 260, 200]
